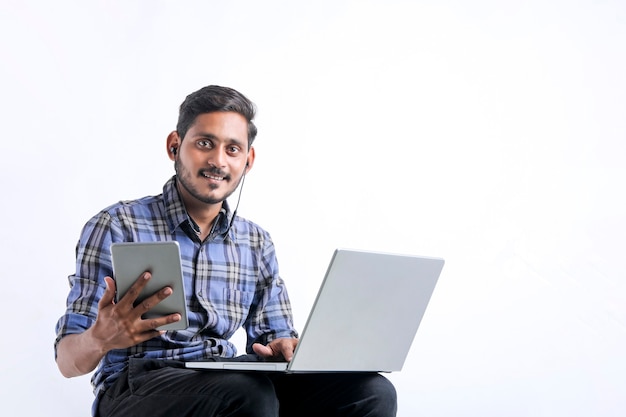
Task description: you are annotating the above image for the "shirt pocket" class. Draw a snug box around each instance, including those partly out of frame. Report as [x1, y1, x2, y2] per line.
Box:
[218, 288, 254, 339]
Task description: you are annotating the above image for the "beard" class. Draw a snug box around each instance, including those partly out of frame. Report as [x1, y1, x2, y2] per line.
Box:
[175, 158, 239, 205]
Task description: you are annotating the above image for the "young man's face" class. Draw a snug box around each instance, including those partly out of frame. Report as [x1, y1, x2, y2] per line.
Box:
[168, 111, 254, 208]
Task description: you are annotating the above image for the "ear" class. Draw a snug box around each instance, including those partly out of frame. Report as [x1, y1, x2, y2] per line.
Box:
[166, 131, 180, 161]
[244, 146, 256, 174]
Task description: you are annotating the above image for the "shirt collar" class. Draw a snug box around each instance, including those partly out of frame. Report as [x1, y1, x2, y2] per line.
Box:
[163, 175, 234, 240]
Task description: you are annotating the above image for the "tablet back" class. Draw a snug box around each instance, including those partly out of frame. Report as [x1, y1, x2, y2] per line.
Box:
[110, 241, 189, 331]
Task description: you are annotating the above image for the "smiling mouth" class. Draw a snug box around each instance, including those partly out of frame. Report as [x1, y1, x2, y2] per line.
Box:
[201, 170, 229, 181]
[202, 173, 224, 181]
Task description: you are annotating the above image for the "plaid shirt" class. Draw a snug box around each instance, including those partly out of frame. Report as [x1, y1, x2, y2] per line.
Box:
[55, 176, 297, 406]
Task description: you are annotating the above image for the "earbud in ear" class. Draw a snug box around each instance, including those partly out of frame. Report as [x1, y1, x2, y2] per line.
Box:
[170, 147, 177, 155]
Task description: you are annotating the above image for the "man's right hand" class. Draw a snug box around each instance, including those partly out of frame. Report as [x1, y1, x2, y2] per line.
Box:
[92, 272, 182, 351]
[56, 272, 181, 378]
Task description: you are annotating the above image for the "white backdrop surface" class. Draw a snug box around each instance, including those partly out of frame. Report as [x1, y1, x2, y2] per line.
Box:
[0, 1, 624, 416]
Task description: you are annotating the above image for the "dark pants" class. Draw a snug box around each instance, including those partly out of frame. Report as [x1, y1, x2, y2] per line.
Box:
[98, 358, 397, 417]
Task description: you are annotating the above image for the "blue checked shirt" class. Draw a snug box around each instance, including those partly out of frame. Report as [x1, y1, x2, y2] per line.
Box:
[55, 176, 298, 407]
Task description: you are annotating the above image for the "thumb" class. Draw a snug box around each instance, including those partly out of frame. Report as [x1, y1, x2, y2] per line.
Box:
[99, 276, 117, 307]
[252, 343, 273, 358]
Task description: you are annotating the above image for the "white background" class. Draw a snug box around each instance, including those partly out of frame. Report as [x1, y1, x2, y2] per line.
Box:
[1, 1, 625, 416]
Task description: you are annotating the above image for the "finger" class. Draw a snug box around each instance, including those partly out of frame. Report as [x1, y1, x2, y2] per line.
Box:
[278, 341, 295, 361]
[99, 277, 117, 308]
[117, 271, 151, 307]
[134, 285, 173, 317]
[123, 328, 167, 348]
[141, 313, 182, 333]
[252, 343, 273, 358]
[133, 287, 181, 331]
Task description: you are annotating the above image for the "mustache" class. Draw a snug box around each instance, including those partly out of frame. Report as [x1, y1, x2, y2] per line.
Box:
[199, 166, 231, 180]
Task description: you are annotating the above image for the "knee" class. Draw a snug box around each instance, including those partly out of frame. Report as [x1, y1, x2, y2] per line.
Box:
[359, 374, 398, 417]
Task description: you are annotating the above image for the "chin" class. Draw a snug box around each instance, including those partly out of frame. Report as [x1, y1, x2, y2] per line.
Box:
[201, 190, 235, 205]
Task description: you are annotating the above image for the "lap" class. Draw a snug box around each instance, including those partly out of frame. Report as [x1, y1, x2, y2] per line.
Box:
[98, 359, 397, 417]
[98, 359, 278, 417]
[271, 372, 397, 417]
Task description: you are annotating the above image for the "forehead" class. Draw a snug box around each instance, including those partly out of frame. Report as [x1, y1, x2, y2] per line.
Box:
[186, 111, 248, 143]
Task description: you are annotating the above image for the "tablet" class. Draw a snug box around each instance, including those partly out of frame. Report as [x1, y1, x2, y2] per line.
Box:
[110, 241, 189, 331]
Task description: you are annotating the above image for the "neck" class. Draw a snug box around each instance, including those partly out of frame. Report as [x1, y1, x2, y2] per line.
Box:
[175, 181, 223, 239]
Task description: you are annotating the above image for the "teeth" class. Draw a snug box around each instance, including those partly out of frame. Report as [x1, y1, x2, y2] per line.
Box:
[203, 173, 224, 180]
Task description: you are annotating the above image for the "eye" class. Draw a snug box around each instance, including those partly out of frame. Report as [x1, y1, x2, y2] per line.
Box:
[197, 139, 213, 149]
[227, 145, 241, 154]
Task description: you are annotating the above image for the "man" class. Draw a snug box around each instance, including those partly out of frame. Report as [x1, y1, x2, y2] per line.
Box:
[55, 85, 397, 416]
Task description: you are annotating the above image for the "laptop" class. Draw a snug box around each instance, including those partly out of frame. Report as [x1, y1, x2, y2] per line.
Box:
[185, 248, 444, 373]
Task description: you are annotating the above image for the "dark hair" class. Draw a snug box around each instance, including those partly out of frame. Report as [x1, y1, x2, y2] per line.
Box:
[176, 85, 258, 147]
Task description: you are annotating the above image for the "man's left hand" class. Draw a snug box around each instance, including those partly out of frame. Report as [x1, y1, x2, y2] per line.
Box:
[252, 338, 298, 361]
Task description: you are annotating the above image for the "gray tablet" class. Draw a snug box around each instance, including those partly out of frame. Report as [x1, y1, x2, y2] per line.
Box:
[110, 241, 189, 331]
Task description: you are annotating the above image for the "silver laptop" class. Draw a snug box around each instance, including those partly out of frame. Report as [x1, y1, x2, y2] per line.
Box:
[185, 248, 444, 373]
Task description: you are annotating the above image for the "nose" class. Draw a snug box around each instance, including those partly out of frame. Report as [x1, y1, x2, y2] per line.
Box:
[208, 145, 228, 168]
